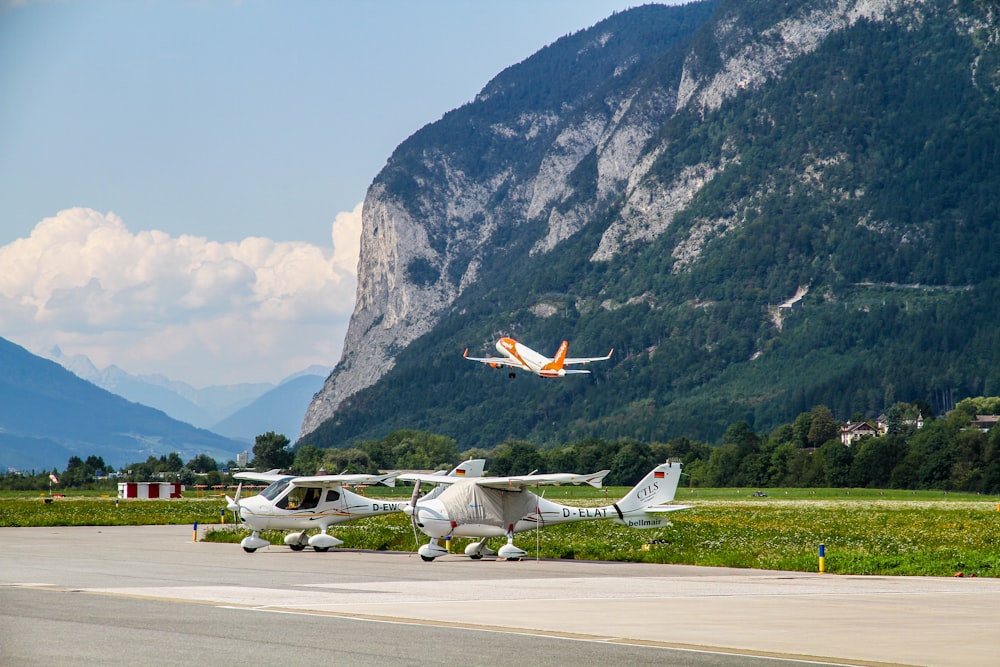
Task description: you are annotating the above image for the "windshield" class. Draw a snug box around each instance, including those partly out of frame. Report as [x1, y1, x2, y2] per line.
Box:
[259, 477, 293, 501]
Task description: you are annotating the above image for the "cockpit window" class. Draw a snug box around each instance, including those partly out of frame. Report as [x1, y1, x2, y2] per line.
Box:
[260, 477, 293, 501]
[282, 485, 322, 510]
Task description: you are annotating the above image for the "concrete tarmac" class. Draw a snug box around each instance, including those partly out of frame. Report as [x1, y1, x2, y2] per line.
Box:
[2, 525, 999, 666]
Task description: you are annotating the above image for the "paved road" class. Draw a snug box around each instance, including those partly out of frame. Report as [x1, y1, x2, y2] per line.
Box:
[2, 525, 999, 666]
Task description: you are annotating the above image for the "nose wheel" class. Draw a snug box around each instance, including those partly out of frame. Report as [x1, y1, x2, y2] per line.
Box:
[417, 539, 448, 562]
[240, 531, 271, 553]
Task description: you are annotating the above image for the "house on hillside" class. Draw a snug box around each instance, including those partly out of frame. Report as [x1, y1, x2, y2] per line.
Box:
[875, 412, 925, 434]
[840, 421, 878, 446]
[970, 415, 1000, 432]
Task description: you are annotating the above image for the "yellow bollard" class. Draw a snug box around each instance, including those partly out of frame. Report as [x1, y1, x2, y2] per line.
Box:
[819, 543, 826, 573]
[192, 521, 198, 542]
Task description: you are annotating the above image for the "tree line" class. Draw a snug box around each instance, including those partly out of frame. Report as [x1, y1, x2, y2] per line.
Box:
[5, 398, 998, 493]
[0, 451, 225, 491]
[273, 398, 1000, 492]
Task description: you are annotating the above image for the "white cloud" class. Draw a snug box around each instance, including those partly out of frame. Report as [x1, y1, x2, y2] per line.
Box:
[332, 202, 363, 275]
[0, 206, 363, 385]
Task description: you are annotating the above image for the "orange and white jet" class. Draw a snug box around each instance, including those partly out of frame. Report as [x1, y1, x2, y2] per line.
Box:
[463, 337, 612, 378]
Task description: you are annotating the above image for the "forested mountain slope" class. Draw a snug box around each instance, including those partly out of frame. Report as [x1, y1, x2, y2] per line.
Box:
[302, 0, 1000, 451]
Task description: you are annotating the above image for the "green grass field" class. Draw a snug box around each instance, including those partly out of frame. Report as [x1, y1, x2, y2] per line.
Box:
[3, 488, 998, 576]
[0, 495, 226, 527]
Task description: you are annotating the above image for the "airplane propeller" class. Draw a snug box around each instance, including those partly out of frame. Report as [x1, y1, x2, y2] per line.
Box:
[225, 482, 243, 523]
[408, 481, 422, 550]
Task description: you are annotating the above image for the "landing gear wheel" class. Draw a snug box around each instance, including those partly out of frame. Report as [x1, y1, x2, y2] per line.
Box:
[470, 553, 484, 560]
[314, 546, 330, 552]
[420, 554, 436, 562]
[507, 557, 521, 562]
[289, 544, 306, 552]
[243, 546, 257, 553]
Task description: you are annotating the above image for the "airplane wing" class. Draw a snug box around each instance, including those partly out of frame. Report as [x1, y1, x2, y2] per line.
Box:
[233, 471, 398, 488]
[563, 348, 614, 365]
[399, 472, 456, 485]
[474, 469, 610, 490]
[233, 471, 290, 483]
[291, 472, 398, 488]
[462, 348, 529, 371]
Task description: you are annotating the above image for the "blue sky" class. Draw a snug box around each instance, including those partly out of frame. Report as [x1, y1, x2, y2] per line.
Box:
[0, 0, 656, 386]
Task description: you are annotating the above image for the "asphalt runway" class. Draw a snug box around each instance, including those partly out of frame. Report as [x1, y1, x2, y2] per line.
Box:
[2, 526, 999, 667]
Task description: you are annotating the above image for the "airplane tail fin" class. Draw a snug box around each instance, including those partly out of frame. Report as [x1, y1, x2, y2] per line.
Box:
[611, 461, 690, 529]
[541, 341, 569, 373]
[615, 460, 684, 514]
[449, 458, 485, 478]
[553, 340, 569, 367]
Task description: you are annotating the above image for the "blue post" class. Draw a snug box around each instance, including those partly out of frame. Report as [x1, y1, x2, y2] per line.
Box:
[193, 521, 198, 542]
[819, 543, 826, 573]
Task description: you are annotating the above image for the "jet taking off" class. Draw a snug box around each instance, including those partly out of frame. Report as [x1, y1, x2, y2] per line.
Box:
[227, 459, 485, 553]
[464, 337, 612, 378]
[401, 460, 690, 561]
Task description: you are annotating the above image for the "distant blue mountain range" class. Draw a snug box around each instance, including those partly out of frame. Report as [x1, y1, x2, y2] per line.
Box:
[1, 336, 251, 471]
[47, 346, 327, 445]
[210, 373, 326, 443]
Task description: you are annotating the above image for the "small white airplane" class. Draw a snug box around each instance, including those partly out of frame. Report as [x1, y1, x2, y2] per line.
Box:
[401, 460, 690, 561]
[227, 459, 486, 553]
[463, 337, 613, 378]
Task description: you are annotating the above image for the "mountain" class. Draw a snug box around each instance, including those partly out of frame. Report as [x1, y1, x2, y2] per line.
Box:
[210, 369, 327, 443]
[46, 347, 325, 446]
[301, 0, 1000, 450]
[49, 347, 274, 427]
[0, 337, 244, 471]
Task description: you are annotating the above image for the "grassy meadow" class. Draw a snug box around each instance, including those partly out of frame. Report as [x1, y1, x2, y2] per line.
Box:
[3, 487, 999, 577]
[0, 494, 227, 527]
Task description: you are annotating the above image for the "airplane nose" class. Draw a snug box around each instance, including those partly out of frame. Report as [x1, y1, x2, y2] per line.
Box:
[415, 505, 455, 538]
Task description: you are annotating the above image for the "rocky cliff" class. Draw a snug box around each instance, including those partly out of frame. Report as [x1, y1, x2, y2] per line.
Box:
[301, 3, 716, 436]
[302, 0, 1000, 442]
